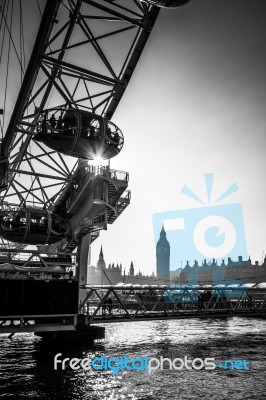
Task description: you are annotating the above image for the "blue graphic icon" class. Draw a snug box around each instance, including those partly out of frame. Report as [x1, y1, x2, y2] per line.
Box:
[153, 174, 247, 268]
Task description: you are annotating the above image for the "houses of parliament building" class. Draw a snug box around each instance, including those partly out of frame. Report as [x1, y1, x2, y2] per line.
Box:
[87, 226, 170, 285]
[87, 226, 266, 285]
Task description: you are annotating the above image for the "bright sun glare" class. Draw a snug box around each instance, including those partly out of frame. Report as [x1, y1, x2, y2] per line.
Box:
[93, 156, 104, 164]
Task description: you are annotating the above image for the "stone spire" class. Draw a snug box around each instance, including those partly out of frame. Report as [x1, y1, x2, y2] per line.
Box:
[99, 245, 104, 259]
[97, 245, 106, 270]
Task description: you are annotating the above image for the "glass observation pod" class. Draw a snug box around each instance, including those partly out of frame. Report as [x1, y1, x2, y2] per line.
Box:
[0, 207, 68, 245]
[143, 0, 191, 7]
[34, 108, 124, 160]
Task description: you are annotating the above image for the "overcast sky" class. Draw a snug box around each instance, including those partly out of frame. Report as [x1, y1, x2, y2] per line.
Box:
[91, 0, 266, 274]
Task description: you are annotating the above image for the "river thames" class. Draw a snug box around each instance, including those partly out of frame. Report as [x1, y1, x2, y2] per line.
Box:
[0, 317, 266, 399]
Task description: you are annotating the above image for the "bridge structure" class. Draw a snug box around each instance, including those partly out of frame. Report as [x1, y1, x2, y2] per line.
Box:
[0, 284, 265, 339]
[79, 284, 266, 324]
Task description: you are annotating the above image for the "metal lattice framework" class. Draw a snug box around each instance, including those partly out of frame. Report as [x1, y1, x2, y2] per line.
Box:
[79, 285, 266, 323]
[0, 0, 159, 210]
[0, 285, 265, 335]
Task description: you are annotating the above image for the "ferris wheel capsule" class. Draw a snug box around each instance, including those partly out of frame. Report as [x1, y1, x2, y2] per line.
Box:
[143, 0, 191, 7]
[34, 108, 124, 161]
[0, 207, 68, 245]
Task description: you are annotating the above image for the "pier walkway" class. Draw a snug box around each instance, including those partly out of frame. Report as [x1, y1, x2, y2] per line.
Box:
[79, 284, 266, 323]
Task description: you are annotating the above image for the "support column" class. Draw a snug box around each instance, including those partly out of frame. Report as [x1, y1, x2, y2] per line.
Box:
[76, 233, 91, 285]
[76, 234, 91, 307]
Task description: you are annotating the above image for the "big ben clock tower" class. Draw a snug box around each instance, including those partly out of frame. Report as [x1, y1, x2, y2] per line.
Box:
[156, 225, 170, 283]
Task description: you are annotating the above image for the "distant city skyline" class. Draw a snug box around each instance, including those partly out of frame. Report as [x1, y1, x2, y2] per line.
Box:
[91, 241, 265, 275]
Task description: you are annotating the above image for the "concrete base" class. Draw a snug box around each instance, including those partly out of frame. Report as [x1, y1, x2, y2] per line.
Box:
[35, 325, 105, 343]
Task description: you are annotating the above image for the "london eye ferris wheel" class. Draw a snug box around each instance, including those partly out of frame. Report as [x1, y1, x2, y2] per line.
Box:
[0, 0, 191, 281]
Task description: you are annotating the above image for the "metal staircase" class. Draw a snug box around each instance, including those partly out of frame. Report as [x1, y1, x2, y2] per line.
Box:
[107, 191, 131, 224]
[55, 213, 107, 253]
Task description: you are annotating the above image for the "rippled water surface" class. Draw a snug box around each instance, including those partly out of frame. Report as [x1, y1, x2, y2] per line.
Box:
[1, 317, 266, 399]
